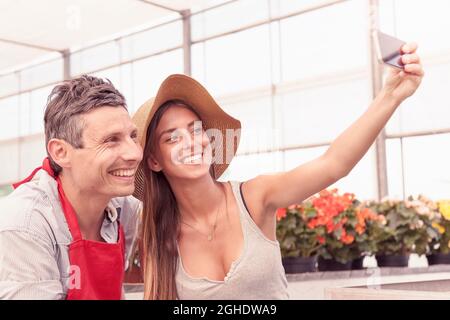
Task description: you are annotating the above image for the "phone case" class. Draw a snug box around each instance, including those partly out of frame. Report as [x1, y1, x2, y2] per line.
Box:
[374, 30, 406, 69]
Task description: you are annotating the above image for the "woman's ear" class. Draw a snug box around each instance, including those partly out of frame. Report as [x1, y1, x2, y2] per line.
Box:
[147, 154, 162, 172]
[47, 138, 71, 169]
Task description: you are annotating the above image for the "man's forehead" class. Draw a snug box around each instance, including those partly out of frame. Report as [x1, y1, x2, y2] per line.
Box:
[81, 107, 135, 135]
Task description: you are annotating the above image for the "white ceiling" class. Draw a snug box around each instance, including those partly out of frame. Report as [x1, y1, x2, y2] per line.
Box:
[0, 0, 223, 74]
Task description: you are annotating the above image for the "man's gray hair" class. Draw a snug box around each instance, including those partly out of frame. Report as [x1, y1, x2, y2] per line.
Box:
[44, 75, 126, 174]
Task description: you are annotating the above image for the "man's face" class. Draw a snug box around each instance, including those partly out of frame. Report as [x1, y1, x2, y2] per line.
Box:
[69, 106, 143, 198]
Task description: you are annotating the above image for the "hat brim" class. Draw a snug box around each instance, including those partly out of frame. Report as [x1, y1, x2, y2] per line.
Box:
[132, 74, 241, 201]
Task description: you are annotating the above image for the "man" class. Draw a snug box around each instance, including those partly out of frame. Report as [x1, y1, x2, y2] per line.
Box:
[0, 75, 143, 299]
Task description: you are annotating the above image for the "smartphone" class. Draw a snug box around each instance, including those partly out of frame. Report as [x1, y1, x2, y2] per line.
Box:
[374, 30, 406, 69]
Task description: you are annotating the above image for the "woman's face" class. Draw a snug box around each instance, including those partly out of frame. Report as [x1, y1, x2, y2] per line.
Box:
[147, 105, 213, 180]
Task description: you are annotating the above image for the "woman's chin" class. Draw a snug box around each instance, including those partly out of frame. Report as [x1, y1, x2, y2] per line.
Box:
[172, 163, 212, 180]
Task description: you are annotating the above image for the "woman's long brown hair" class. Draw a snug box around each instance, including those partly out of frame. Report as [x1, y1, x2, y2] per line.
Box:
[141, 100, 207, 300]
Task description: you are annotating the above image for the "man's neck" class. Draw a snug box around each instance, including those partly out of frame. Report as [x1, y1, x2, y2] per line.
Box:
[59, 173, 110, 241]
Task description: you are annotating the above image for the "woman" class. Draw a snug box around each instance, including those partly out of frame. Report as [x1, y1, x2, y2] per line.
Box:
[133, 43, 423, 299]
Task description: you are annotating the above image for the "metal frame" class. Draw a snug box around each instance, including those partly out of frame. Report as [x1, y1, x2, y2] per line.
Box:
[368, 0, 388, 199]
[181, 9, 192, 76]
[137, 0, 183, 13]
[0, 38, 61, 52]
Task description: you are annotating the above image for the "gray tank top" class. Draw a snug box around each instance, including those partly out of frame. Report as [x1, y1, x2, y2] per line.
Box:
[176, 181, 289, 300]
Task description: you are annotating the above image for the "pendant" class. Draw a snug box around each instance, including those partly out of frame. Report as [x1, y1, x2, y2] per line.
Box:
[207, 234, 213, 241]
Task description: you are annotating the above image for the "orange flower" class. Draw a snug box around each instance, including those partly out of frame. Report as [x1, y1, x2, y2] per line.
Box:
[307, 219, 317, 229]
[355, 207, 384, 234]
[341, 233, 355, 245]
[326, 220, 335, 233]
[276, 208, 287, 221]
[355, 223, 365, 235]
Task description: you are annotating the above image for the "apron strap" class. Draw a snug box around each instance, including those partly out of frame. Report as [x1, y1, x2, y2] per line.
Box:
[12, 158, 55, 189]
[13, 158, 83, 241]
[56, 176, 83, 242]
[12, 166, 42, 189]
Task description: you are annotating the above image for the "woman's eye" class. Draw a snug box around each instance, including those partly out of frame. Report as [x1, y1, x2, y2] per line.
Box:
[193, 127, 202, 135]
[167, 135, 181, 143]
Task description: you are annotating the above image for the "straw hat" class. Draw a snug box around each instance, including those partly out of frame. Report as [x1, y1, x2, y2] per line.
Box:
[132, 74, 241, 201]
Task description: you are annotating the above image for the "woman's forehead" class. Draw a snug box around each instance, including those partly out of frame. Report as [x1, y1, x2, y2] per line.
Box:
[156, 105, 201, 132]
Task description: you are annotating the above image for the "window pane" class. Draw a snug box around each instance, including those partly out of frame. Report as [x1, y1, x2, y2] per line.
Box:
[19, 92, 31, 137]
[280, 0, 368, 82]
[386, 138, 405, 199]
[118, 63, 135, 113]
[191, 0, 269, 41]
[379, 0, 450, 55]
[401, 134, 450, 199]
[284, 146, 378, 200]
[120, 21, 182, 61]
[20, 58, 63, 91]
[278, 77, 370, 147]
[333, 146, 377, 200]
[0, 140, 19, 184]
[29, 86, 53, 134]
[90, 64, 134, 113]
[220, 152, 284, 182]
[386, 62, 450, 135]
[0, 73, 19, 97]
[92, 67, 121, 90]
[0, 96, 19, 140]
[71, 41, 120, 76]
[19, 134, 46, 178]
[191, 42, 206, 84]
[284, 146, 327, 170]
[192, 25, 272, 97]
[132, 50, 183, 111]
[221, 96, 279, 154]
[271, 0, 343, 17]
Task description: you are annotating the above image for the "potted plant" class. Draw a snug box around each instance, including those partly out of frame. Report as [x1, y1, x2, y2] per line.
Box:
[311, 189, 383, 271]
[351, 206, 386, 270]
[276, 203, 323, 273]
[428, 200, 450, 265]
[368, 196, 439, 267]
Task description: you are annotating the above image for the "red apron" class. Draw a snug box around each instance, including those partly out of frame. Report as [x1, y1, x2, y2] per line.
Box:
[13, 158, 125, 300]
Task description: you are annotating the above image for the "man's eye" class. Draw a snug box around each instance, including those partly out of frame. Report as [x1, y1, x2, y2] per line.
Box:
[105, 137, 119, 143]
[193, 127, 203, 135]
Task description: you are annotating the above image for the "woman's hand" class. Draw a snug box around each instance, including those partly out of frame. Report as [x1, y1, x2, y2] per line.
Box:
[382, 42, 424, 105]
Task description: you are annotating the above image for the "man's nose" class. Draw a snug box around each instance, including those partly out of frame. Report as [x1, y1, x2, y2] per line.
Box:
[122, 138, 143, 162]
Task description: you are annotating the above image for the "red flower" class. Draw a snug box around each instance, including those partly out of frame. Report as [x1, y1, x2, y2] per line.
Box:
[341, 233, 355, 245]
[276, 208, 287, 221]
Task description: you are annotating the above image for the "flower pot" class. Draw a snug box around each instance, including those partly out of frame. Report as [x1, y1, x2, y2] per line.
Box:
[351, 256, 366, 270]
[282, 256, 317, 274]
[427, 253, 450, 265]
[376, 254, 409, 267]
[317, 257, 352, 271]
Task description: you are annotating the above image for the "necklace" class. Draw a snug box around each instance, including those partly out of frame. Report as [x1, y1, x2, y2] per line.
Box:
[181, 183, 228, 241]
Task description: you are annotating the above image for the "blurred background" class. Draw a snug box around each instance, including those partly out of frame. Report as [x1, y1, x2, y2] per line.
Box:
[0, 0, 449, 201]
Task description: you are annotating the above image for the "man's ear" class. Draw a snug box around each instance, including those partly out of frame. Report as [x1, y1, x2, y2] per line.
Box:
[147, 154, 162, 172]
[47, 138, 72, 170]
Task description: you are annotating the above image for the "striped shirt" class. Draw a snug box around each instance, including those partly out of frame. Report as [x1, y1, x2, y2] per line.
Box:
[0, 169, 141, 300]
